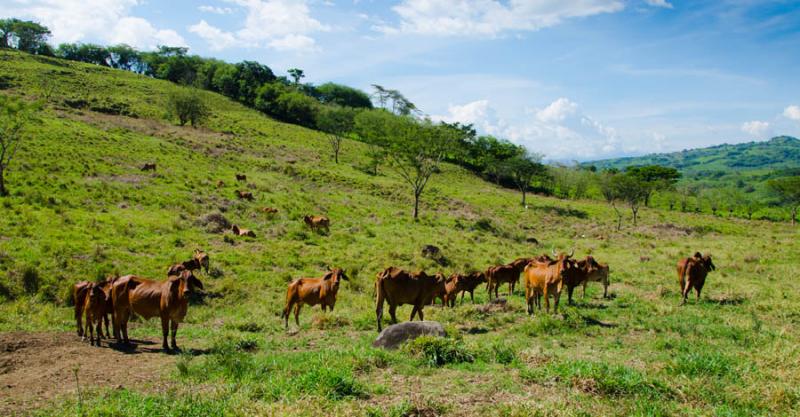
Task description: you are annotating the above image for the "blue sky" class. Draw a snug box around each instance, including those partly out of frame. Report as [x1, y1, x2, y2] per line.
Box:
[3, 0, 800, 161]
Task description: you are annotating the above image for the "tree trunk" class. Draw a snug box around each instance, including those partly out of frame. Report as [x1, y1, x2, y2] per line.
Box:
[0, 167, 6, 197]
[520, 187, 526, 206]
[413, 192, 420, 220]
[632, 207, 639, 226]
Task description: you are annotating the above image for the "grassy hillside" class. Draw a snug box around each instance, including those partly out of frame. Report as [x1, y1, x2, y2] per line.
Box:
[1, 50, 799, 416]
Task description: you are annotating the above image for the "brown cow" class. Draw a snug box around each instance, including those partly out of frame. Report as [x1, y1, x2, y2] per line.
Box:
[111, 270, 203, 351]
[281, 268, 349, 328]
[375, 267, 446, 332]
[235, 173, 247, 182]
[579, 256, 610, 299]
[486, 257, 535, 298]
[432, 273, 459, 307]
[262, 207, 279, 215]
[82, 283, 109, 346]
[236, 190, 254, 201]
[561, 255, 605, 305]
[523, 253, 580, 315]
[304, 215, 330, 233]
[231, 224, 256, 237]
[167, 250, 210, 276]
[74, 277, 115, 338]
[677, 252, 716, 305]
[455, 271, 486, 304]
[140, 163, 156, 171]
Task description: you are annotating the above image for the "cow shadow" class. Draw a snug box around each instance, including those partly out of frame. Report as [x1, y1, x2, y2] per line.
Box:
[581, 316, 617, 328]
[103, 339, 210, 356]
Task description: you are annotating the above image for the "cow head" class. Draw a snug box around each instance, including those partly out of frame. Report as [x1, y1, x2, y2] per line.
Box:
[471, 271, 486, 283]
[172, 270, 204, 298]
[88, 283, 105, 305]
[324, 268, 349, 289]
[701, 255, 715, 272]
[194, 250, 210, 274]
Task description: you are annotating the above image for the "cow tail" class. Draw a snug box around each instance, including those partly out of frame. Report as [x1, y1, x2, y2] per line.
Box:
[281, 281, 297, 319]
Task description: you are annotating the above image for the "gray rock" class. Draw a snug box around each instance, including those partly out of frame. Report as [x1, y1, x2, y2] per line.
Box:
[373, 321, 446, 350]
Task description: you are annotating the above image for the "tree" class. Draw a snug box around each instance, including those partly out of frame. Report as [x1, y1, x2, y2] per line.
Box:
[370, 85, 416, 115]
[502, 151, 545, 206]
[0, 19, 51, 54]
[287, 68, 305, 85]
[599, 171, 624, 231]
[315, 106, 356, 163]
[626, 165, 681, 206]
[314, 83, 372, 108]
[0, 96, 41, 196]
[600, 171, 648, 228]
[354, 109, 394, 175]
[167, 89, 209, 127]
[768, 176, 800, 225]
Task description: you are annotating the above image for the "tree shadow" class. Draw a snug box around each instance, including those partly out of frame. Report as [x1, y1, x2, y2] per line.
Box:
[538, 205, 588, 219]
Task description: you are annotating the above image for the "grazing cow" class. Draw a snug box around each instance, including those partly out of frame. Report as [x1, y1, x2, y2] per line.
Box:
[167, 250, 210, 276]
[677, 252, 716, 305]
[486, 257, 534, 298]
[561, 255, 606, 305]
[231, 225, 256, 237]
[281, 268, 349, 328]
[579, 256, 610, 299]
[303, 215, 330, 233]
[236, 190, 254, 201]
[523, 253, 580, 315]
[111, 270, 203, 351]
[375, 267, 446, 332]
[235, 173, 247, 182]
[140, 163, 156, 172]
[261, 207, 279, 215]
[82, 283, 109, 346]
[74, 277, 115, 338]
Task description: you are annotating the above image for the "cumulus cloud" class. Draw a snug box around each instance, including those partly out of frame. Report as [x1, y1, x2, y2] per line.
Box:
[433, 97, 622, 160]
[0, 0, 185, 49]
[741, 120, 770, 137]
[378, 0, 624, 36]
[784, 105, 800, 121]
[644, 0, 673, 8]
[189, 0, 327, 52]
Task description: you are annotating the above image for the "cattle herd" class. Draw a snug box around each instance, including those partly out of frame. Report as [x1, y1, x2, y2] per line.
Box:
[72, 176, 718, 351]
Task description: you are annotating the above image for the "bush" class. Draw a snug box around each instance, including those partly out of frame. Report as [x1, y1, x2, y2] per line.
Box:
[403, 336, 475, 367]
[20, 266, 40, 295]
[167, 89, 209, 127]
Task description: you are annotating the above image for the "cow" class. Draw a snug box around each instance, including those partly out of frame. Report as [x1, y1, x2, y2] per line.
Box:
[561, 255, 606, 305]
[486, 257, 536, 298]
[455, 271, 486, 304]
[677, 252, 716, 305]
[74, 277, 115, 338]
[261, 207, 279, 215]
[82, 283, 109, 346]
[303, 215, 330, 233]
[235, 173, 247, 182]
[579, 256, 610, 299]
[111, 270, 203, 351]
[432, 273, 459, 307]
[236, 190, 254, 201]
[231, 225, 256, 237]
[167, 250, 210, 276]
[140, 163, 156, 172]
[523, 252, 580, 315]
[375, 267, 446, 332]
[280, 268, 349, 328]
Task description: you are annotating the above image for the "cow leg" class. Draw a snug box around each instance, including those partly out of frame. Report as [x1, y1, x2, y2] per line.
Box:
[294, 304, 302, 326]
[695, 286, 702, 303]
[170, 320, 179, 351]
[376, 303, 384, 332]
[543, 288, 550, 313]
[409, 305, 418, 321]
[525, 286, 532, 316]
[554, 291, 562, 314]
[603, 283, 608, 299]
[121, 311, 130, 345]
[681, 280, 691, 306]
[283, 300, 293, 329]
[389, 305, 398, 324]
[567, 285, 575, 305]
[470, 290, 475, 304]
[582, 282, 587, 299]
[83, 315, 90, 342]
[76, 305, 84, 337]
[160, 316, 170, 351]
[104, 314, 111, 339]
[94, 320, 102, 346]
[417, 306, 425, 321]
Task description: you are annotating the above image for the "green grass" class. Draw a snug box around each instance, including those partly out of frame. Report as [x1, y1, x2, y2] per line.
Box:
[1, 49, 800, 416]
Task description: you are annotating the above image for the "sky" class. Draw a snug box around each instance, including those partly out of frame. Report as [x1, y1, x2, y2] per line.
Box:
[3, 0, 800, 161]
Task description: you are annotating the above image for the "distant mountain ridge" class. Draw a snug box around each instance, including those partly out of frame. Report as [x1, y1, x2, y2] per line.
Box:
[587, 136, 800, 176]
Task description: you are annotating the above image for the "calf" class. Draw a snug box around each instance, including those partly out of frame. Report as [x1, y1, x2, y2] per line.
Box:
[486, 257, 532, 298]
[167, 250, 210, 276]
[375, 267, 446, 331]
[236, 190, 254, 201]
[82, 283, 109, 346]
[235, 173, 247, 182]
[304, 215, 330, 233]
[455, 271, 486, 304]
[281, 268, 349, 328]
[677, 252, 716, 305]
[112, 270, 203, 351]
[74, 277, 115, 338]
[523, 253, 579, 315]
[579, 256, 610, 299]
[432, 273, 458, 307]
[562, 255, 604, 305]
[140, 163, 156, 172]
[231, 224, 256, 237]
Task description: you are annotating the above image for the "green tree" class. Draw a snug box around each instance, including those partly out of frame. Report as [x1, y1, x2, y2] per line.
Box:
[601, 171, 649, 228]
[768, 176, 800, 225]
[354, 109, 394, 175]
[315, 106, 356, 163]
[314, 83, 372, 108]
[167, 89, 209, 127]
[502, 151, 546, 206]
[0, 19, 51, 54]
[626, 165, 681, 206]
[599, 171, 624, 231]
[0, 96, 41, 196]
[287, 68, 305, 84]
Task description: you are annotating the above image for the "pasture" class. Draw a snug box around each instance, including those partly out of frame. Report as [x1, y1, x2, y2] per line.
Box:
[0, 50, 799, 416]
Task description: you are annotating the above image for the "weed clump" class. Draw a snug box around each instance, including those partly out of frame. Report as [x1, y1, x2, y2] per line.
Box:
[403, 336, 475, 366]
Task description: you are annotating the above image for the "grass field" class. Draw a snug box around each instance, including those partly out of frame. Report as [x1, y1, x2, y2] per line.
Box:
[0, 50, 799, 416]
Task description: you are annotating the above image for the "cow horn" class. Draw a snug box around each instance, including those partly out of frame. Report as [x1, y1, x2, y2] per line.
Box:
[568, 248, 574, 258]
[551, 246, 557, 257]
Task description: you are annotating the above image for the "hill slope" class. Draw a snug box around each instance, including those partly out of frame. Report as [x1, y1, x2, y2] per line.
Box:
[0, 50, 799, 416]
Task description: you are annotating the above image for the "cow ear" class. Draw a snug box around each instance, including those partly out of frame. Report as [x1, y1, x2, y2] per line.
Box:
[323, 271, 334, 280]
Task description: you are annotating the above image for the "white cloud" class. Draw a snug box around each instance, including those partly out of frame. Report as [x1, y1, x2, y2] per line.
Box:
[741, 120, 770, 137]
[189, 0, 327, 52]
[783, 105, 800, 121]
[189, 20, 237, 51]
[378, 0, 624, 37]
[0, 0, 185, 49]
[198, 5, 235, 14]
[644, 0, 673, 9]
[433, 97, 622, 160]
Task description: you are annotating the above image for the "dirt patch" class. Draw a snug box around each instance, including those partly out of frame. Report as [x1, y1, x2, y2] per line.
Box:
[0, 332, 175, 415]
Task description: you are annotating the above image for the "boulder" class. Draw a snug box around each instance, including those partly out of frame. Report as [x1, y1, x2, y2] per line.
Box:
[373, 321, 446, 350]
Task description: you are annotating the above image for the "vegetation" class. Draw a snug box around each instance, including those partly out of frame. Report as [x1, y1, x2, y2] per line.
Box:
[167, 89, 209, 127]
[0, 95, 40, 196]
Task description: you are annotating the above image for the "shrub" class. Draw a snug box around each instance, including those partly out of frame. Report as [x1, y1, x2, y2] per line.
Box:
[167, 89, 209, 127]
[403, 336, 475, 367]
[20, 265, 40, 295]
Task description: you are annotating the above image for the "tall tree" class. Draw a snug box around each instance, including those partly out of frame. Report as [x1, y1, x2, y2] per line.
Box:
[0, 96, 41, 196]
[502, 151, 546, 206]
[354, 109, 394, 175]
[626, 165, 681, 206]
[315, 106, 356, 163]
[287, 68, 305, 85]
[167, 89, 209, 127]
[0, 19, 51, 54]
[599, 171, 624, 231]
[768, 176, 800, 225]
[314, 83, 372, 108]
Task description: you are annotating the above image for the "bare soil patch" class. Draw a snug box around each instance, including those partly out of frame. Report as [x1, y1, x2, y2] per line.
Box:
[0, 332, 174, 416]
